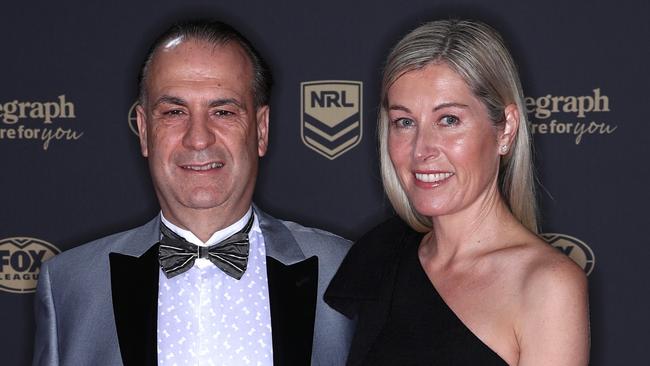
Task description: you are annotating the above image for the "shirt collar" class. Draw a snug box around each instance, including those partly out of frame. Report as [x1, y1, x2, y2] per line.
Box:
[160, 206, 254, 247]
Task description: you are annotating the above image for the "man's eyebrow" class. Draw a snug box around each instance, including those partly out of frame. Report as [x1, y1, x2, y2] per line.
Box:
[208, 98, 245, 110]
[152, 96, 247, 110]
[153, 95, 187, 108]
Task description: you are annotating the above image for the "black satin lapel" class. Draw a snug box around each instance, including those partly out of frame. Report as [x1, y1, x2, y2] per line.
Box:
[110, 244, 159, 366]
[267, 256, 318, 365]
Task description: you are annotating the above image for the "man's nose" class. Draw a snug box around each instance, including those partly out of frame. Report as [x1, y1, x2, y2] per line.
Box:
[182, 114, 216, 150]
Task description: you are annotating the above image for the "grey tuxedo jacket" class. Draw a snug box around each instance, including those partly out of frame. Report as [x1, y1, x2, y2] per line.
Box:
[33, 208, 354, 365]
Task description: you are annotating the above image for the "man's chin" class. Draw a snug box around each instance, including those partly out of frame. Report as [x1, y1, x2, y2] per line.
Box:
[183, 197, 230, 210]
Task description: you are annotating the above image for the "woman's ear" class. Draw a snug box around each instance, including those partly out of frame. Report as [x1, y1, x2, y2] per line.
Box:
[498, 104, 520, 155]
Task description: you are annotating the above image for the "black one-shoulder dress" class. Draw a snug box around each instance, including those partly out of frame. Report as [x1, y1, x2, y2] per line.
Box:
[325, 218, 508, 366]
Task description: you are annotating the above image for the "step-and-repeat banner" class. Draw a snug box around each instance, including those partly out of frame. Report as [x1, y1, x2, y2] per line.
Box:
[1, 0, 648, 364]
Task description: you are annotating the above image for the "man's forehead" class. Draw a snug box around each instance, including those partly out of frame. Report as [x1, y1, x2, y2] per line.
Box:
[144, 38, 255, 106]
[147, 38, 253, 83]
[153, 38, 248, 64]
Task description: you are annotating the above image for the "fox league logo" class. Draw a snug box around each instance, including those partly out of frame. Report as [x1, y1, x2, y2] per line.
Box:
[0, 237, 60, 293]
[542, 233, 595, 275]
[301, 81, 362, 159]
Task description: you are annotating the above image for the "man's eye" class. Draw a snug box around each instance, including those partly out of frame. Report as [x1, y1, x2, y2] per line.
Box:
[440, 115, 459, 126]
[394, 118, 415, 128]
[214, 110, 235, 117]
[163, 109, 185, 116]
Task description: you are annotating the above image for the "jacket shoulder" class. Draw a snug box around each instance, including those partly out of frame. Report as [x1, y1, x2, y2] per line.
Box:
[42, 218, 158, 273]
[280, 219, 351, 251]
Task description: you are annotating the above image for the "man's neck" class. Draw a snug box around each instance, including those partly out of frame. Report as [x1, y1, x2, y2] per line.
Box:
[161, 205, 252, 242]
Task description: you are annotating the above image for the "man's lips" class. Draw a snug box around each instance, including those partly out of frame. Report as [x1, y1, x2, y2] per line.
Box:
[180, 162, 224, 171]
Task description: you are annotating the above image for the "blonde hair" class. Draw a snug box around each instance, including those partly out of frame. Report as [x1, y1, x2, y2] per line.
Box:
[378, 19, 538, 233]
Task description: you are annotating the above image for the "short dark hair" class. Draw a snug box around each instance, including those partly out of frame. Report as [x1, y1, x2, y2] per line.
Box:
[138, 19, 273, 108]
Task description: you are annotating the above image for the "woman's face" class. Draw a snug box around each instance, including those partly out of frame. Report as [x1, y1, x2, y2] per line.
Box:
[387, 63, 511, 219]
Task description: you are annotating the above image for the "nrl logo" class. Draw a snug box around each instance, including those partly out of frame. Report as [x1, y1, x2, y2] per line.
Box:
[301, 81, 362, 160]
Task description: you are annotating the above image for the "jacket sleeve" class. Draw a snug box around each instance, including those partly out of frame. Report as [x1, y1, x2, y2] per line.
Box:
[32, 262, 59, 366]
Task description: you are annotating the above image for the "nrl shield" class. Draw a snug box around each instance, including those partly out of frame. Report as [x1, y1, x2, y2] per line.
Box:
[301, 81, 362, 160]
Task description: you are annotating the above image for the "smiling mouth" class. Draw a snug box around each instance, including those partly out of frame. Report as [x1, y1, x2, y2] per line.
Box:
[415, 172, 454, 183]
[181, 162, 224, 171]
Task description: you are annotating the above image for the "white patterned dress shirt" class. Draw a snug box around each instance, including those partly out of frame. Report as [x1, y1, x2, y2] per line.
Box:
[157, 208, 273, 366]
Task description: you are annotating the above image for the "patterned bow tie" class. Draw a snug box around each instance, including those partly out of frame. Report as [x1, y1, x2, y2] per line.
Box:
[158, 214, 254, 280]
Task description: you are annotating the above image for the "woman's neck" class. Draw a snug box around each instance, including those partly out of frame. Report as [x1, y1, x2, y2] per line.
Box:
[423, 187, 519, 267]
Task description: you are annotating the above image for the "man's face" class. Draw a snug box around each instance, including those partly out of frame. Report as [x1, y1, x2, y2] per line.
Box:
[136, 39, 269, 228]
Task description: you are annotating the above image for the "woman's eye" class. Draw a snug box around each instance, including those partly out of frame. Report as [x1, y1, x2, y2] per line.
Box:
[440, 115, 459, 126]
[394, 118, 415, 128]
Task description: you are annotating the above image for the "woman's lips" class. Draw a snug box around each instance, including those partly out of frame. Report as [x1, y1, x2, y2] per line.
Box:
[413, 171, 454, 187]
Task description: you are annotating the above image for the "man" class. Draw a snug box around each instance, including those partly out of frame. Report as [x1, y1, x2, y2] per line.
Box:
[33, 20, 353, 366]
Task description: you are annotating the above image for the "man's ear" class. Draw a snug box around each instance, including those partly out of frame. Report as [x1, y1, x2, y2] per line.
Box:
[135, 104, 149, 157]
[498, 104, 520, 155]
[256, 105, 270, 157]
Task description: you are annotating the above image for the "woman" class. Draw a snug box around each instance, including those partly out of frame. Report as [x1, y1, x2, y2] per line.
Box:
[325, 20, 589, 365]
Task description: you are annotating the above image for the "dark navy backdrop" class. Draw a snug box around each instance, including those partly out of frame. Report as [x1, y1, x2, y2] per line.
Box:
[1, 0, 648, 364]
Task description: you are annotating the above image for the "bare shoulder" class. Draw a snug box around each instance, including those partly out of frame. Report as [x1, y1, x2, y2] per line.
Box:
[506, 233, 590, 365]
[518, 234, 587, 300]
[487, 231, 586, 292]
[495, 232, 587, 314]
